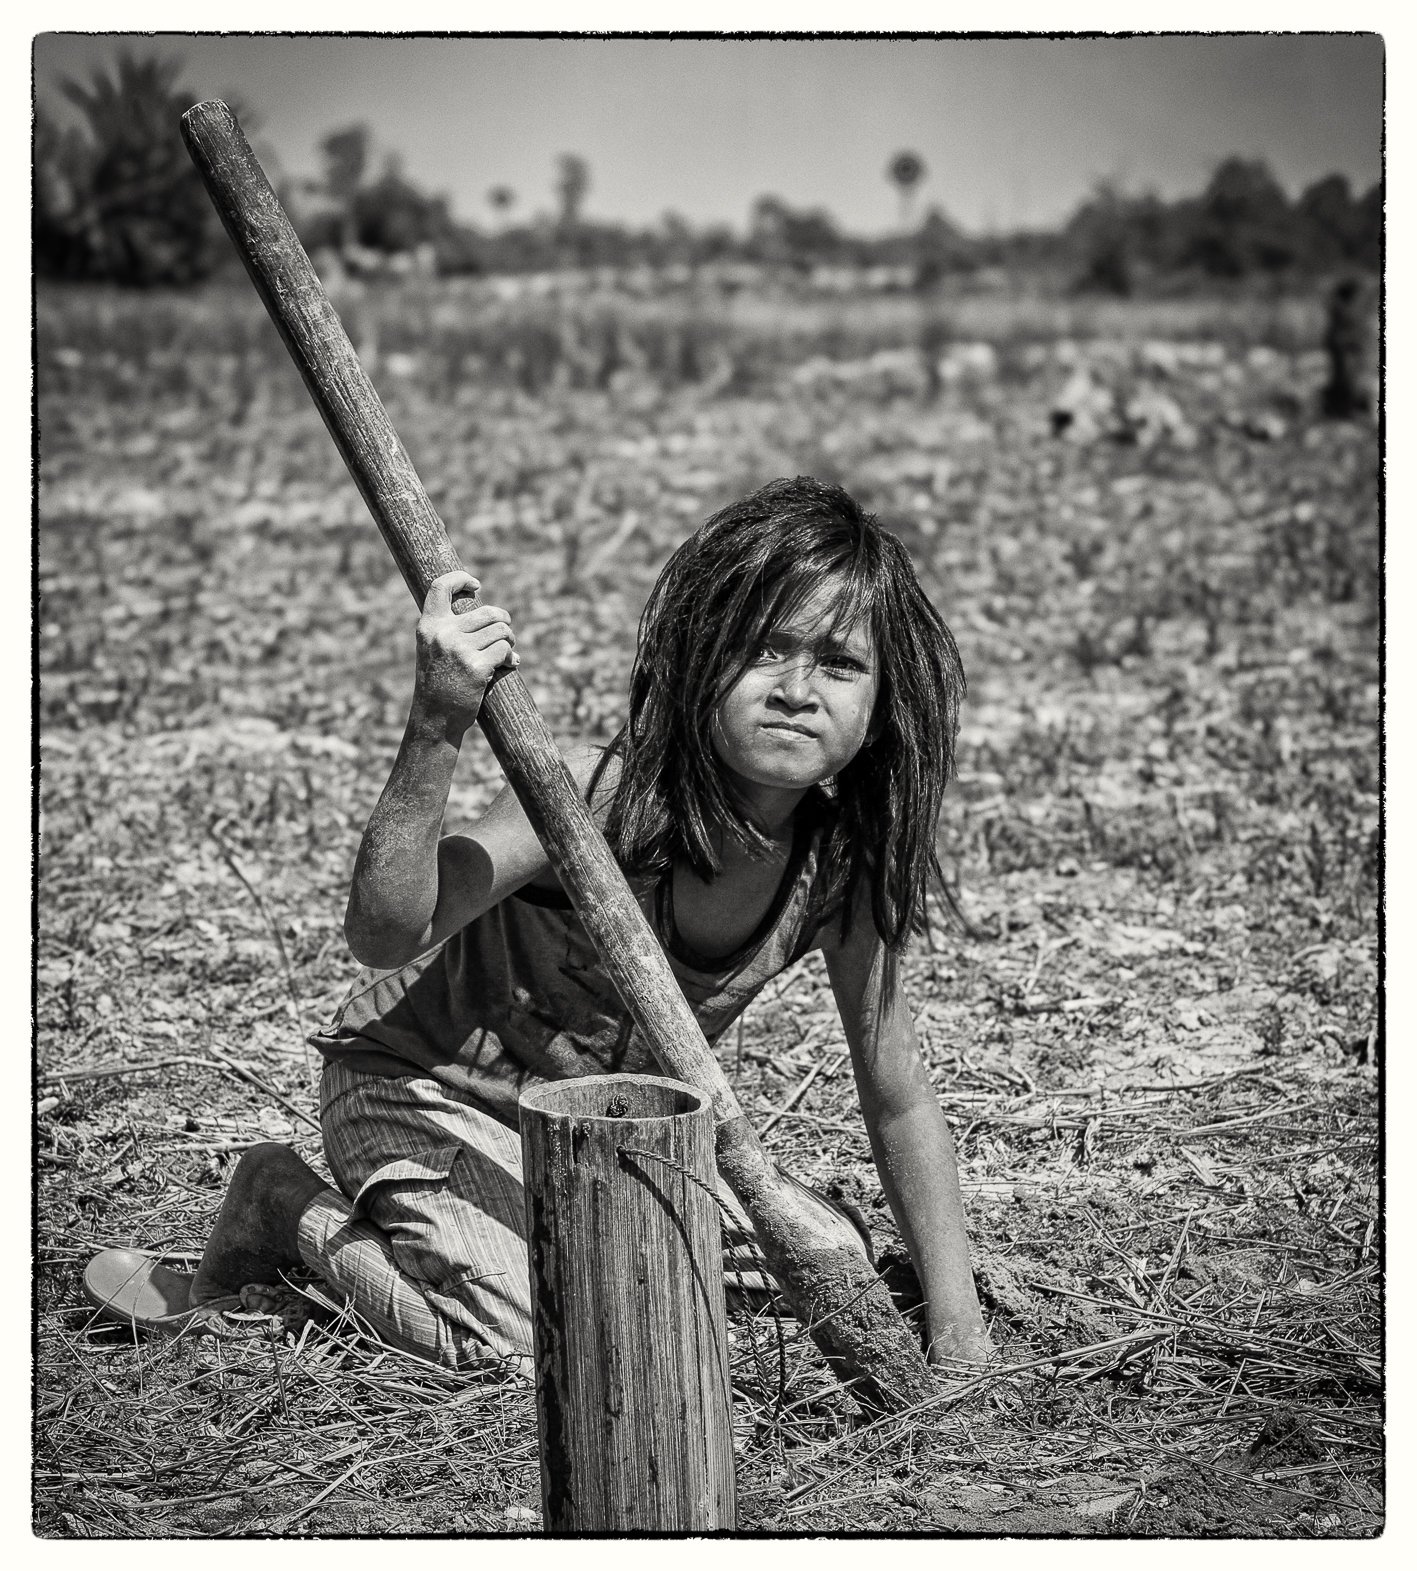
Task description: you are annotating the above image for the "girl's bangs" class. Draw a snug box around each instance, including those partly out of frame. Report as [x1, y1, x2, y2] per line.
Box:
[742, 538, 877, 656]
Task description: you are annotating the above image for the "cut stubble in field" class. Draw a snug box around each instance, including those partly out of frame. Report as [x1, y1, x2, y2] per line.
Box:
[36, 278, 1378, 1537]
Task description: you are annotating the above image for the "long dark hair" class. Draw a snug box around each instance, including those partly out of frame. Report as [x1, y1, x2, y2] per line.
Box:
[592, 476, 966, 951]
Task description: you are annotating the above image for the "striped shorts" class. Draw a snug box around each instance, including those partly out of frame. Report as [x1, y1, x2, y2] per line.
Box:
[297, 1061, 869, 1372]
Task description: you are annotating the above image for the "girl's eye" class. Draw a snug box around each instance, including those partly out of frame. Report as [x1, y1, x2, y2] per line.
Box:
[753, 642, 784, 662]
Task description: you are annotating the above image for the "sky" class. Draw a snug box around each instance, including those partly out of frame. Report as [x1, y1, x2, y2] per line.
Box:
[32, 32, 1383, 236]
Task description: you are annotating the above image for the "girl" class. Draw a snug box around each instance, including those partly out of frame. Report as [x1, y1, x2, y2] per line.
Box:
[85, 477, 991, 1370]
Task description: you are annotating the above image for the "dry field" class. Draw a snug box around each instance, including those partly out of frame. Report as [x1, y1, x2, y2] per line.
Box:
[35, 277, 1380, 1537]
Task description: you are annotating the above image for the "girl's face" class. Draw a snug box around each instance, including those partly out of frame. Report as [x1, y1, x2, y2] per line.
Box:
[711, 579, 879, 803]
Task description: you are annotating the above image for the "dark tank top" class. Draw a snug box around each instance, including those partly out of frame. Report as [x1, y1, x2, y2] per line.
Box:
[311, 803, 836, 1129]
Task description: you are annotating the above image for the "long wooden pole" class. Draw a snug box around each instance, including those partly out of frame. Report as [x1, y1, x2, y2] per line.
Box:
[180, 99, 934, 1412]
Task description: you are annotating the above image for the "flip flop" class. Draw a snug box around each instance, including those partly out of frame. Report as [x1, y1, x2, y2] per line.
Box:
[83, 1248, 241, 1336]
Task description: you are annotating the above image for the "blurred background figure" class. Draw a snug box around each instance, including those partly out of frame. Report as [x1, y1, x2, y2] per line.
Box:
[1322, 277, 1375, 420]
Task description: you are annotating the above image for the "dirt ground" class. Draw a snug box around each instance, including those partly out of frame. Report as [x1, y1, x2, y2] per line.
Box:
[35, 278, 1380, 1537]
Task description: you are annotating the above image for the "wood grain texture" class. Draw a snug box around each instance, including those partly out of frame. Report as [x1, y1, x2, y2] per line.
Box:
[180, 100, 934, 1413]
[521, 1076, 736, 1533]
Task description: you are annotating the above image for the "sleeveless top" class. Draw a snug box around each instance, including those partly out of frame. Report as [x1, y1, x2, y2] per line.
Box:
[310, 801, 838, 1129]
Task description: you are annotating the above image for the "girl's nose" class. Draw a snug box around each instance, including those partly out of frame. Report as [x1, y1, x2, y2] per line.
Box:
[774, 656, 817, 706]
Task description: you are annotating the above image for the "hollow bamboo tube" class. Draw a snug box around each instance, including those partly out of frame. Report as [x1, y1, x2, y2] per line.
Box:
[520, 1074, 735, 1532]
[179, 99, 934, 1412]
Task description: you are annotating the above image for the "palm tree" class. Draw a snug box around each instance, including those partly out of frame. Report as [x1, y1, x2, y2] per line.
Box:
[35, 50, 224, 285]
[319, 125, 369, 251]
[888, 150, 926, 230]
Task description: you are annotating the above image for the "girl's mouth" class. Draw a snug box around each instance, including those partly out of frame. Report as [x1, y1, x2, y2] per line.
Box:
[761, 721, 817, 738]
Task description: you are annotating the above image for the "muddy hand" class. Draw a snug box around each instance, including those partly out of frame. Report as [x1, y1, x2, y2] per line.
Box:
[412, 570, 520, 740]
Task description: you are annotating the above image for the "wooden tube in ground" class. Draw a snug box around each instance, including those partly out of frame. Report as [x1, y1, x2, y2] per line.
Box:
[180, 99, 935, 1412]
[520, 1074, 735, 1532]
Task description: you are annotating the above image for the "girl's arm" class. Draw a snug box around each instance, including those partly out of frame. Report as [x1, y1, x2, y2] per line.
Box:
[822, 910, 991, 1364]
[345, 571, 601, 968]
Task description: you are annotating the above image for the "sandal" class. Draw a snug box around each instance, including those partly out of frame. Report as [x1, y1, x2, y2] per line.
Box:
[82, 1248, 241, 1336]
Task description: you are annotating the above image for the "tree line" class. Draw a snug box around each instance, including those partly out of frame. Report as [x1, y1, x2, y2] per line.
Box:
[35, 51, 1380, 291]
